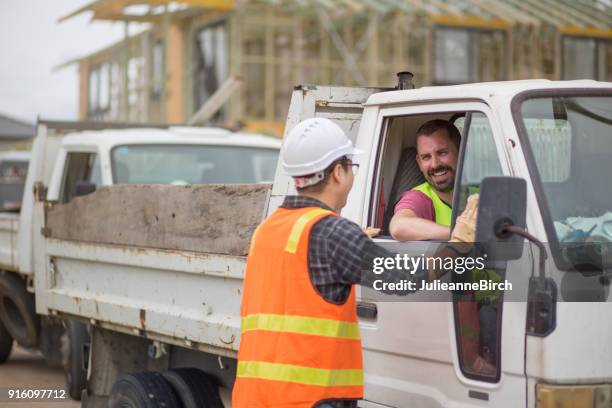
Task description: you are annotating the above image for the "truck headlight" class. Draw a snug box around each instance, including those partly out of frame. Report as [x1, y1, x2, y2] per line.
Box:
[537, 383, 612, 408]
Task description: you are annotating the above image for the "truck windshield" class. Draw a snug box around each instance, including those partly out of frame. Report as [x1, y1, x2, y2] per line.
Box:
[520, 95, 612, 269]
[111, 144, 278, 185]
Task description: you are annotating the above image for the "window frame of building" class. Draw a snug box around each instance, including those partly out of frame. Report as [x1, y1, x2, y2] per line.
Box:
[193, 20, 229, 119]
[87, 62, 111, 117]
[151, 39, 164, 99]
[561, 36, 611, 81]
[433, 26, 506, 86]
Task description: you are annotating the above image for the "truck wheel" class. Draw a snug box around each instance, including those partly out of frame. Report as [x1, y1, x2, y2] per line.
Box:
[39, 316, 64, 368]
[0, 272, 40, 348]
[162, 368, 224, 408]
[63, 320, 89, 401]
[0, 319, 13, 363]
[109, 372, 180, 408]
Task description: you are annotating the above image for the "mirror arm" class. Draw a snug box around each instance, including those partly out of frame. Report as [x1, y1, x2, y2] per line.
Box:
[503, 224, 547, 280]
[506, 224, 558, 337]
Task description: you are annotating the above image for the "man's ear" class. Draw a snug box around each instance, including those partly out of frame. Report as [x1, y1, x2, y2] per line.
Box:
[330, 163, 344, 184]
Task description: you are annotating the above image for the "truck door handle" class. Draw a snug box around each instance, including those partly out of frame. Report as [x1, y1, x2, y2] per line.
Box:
[357, 301, 377, 319]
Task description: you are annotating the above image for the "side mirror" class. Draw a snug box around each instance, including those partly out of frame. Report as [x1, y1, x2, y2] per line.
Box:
[476, 176, 527, 260]
[75, 181, 96, 197]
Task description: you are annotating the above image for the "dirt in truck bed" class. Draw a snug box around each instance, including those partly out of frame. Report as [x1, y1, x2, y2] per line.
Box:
[46, 183, 271, 256]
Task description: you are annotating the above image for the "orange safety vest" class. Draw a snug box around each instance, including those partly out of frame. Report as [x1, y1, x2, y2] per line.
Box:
[232, 206, 364, 407]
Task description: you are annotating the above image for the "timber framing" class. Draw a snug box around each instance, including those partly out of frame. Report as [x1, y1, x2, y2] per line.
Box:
[61, 0, 612, 136]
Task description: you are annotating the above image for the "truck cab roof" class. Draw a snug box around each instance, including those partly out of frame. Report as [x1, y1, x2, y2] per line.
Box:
[366, 79, 612, 106]
[60, 126, 281, 151]
[0, 151, 31, 162]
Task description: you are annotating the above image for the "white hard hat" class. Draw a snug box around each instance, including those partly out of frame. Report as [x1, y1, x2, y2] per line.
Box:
[282, 117, 363, 178]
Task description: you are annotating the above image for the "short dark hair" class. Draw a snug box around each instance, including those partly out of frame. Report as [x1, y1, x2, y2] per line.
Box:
[415, 119, 461, 149]
[295, 156, 351, 194]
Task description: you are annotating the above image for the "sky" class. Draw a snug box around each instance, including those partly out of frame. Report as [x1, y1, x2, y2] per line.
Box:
[0, 0, 146, 125]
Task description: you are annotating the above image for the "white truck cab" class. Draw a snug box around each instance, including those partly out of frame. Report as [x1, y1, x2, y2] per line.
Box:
[29, 81, 612, 408]
[267, 80, 612, 407]
[48, 126, 280, 202]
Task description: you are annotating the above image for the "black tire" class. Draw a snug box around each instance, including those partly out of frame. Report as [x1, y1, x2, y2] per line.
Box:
[39, 316, 65, 368]
[0, 272, 40, 348]
[109, 372, 181, 408]
[64, 320, 89, 401]
[162, 368, 224, 408]
[0, 318, 13, 363]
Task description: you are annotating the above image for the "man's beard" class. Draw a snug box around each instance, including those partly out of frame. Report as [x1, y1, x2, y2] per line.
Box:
[425, 165, 455, 192]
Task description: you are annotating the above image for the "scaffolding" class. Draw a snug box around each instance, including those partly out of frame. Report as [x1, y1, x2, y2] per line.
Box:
[61, 0, 612, 135]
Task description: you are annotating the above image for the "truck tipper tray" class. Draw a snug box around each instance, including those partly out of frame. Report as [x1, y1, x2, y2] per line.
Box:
[46, 184, 270, 256]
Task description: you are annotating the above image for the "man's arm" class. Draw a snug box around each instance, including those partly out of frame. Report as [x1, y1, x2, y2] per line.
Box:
[389, 209, 450, 241]
[363, 194, 480, 294]
[321, 195, 478, 296]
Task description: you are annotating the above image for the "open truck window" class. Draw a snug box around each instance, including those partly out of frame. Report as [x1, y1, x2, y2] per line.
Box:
[369, 107, 506, 382]
[373, 112, 460, 236]
[371, 111, 502, 235]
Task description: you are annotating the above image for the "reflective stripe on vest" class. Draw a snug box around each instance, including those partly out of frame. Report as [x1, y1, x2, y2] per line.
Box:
[242, 314, 361, 339]
[233, 207, 364, 407]
[412, 182, 452, 226]
[237, 361, 363, 387]
[285, 208, 331, 253]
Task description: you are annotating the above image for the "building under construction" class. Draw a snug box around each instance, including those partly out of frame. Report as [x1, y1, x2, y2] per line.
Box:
[62, 0, 612, 136]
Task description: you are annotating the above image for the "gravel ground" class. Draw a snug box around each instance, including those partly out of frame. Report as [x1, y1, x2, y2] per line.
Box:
[0, 344, 80, 408]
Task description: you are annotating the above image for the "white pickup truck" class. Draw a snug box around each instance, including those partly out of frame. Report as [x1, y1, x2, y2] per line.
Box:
[32, 79, 612, 408]
[0, 121, 279, 399]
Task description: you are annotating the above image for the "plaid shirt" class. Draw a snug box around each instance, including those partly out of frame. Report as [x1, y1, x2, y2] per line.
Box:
[279, 196, 427, 408]
[281, 195, 427, 303]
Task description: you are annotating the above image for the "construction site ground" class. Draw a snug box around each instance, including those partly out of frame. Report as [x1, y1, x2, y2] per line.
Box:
[0, 344, 80, 408]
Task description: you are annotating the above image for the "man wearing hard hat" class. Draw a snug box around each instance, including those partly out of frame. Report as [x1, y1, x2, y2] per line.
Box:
[232, 118, 478, 408]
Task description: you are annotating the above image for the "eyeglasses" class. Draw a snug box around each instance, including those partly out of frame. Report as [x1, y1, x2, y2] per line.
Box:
[341, 161, 359, 176]
[335, 157, 360, 176]
[344, 162, 360, 176]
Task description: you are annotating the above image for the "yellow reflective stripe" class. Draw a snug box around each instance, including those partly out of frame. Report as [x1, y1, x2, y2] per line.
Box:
[242, 314, 360, 340]
[285, 208, 332, 253]
[237, 361, 363, 387]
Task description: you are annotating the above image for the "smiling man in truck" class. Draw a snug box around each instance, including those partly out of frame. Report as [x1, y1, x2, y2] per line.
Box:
[389, 119, 461, 241]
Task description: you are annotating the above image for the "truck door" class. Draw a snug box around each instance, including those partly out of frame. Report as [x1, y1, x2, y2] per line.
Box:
[17, 122, 64, 276]
[361, 102, 527, 408]
[29, 122, 104, 314]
